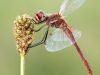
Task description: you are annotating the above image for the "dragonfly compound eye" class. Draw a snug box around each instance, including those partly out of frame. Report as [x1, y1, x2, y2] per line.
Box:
[35, 11, 46, 22]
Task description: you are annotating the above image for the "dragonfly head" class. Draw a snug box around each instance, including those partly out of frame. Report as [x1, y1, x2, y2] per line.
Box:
[35, 10, 47, 23]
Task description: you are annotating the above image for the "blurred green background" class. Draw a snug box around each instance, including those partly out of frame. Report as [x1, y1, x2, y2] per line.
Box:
[0, 0, 100, 75]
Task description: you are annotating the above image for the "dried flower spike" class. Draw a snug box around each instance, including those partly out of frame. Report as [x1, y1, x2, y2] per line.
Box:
[14, 14, 34, 55]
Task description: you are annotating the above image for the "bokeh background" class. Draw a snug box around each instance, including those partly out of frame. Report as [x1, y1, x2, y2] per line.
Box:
[0, 0, 100, 75]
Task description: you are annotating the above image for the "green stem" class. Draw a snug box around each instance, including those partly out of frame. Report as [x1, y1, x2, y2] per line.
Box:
[20, 54, 25, 75]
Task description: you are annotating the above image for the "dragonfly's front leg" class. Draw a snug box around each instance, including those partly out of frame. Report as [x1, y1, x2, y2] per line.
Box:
[32, 25, 46, 32]
[32, 18, 44, 24]
[29, 26, 50, 48]
[31, 18, 46, 32]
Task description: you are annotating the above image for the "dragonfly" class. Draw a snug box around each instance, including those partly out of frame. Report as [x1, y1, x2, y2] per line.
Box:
[29, 0, 93, 75]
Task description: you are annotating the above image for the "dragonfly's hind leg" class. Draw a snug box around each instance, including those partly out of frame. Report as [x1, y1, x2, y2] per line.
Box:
[29, 26, 50, 48]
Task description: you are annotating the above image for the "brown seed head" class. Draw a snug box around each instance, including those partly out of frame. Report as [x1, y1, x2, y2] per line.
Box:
[14, 14, 34, 55]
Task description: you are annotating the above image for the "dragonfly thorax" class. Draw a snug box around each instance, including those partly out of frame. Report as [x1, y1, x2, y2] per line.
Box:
[46, 13, 66, 28]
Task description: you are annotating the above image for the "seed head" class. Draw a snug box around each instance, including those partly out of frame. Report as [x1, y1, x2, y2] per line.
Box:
[14, 14, 34, 55]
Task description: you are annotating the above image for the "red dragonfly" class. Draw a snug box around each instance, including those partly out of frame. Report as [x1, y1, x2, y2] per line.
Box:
[29, 0, 93, 75]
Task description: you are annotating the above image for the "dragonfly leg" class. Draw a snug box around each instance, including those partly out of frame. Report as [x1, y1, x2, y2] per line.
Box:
[32, 25, 46, 32]
[42, 26, 50, 44]
[32, 19, 39, 24]
[32, 18, 44, 24]
[29, 26, 50, 48]
[32, 18, 47, 32]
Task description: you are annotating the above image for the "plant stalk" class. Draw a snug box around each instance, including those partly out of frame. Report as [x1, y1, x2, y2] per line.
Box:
[20, 54, 25, 75]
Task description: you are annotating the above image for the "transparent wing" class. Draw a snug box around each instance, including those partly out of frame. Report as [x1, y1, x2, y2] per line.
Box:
[44, 28, 81, 52]
[51, 28, 81, 41]
[59, 0, 86, 16]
